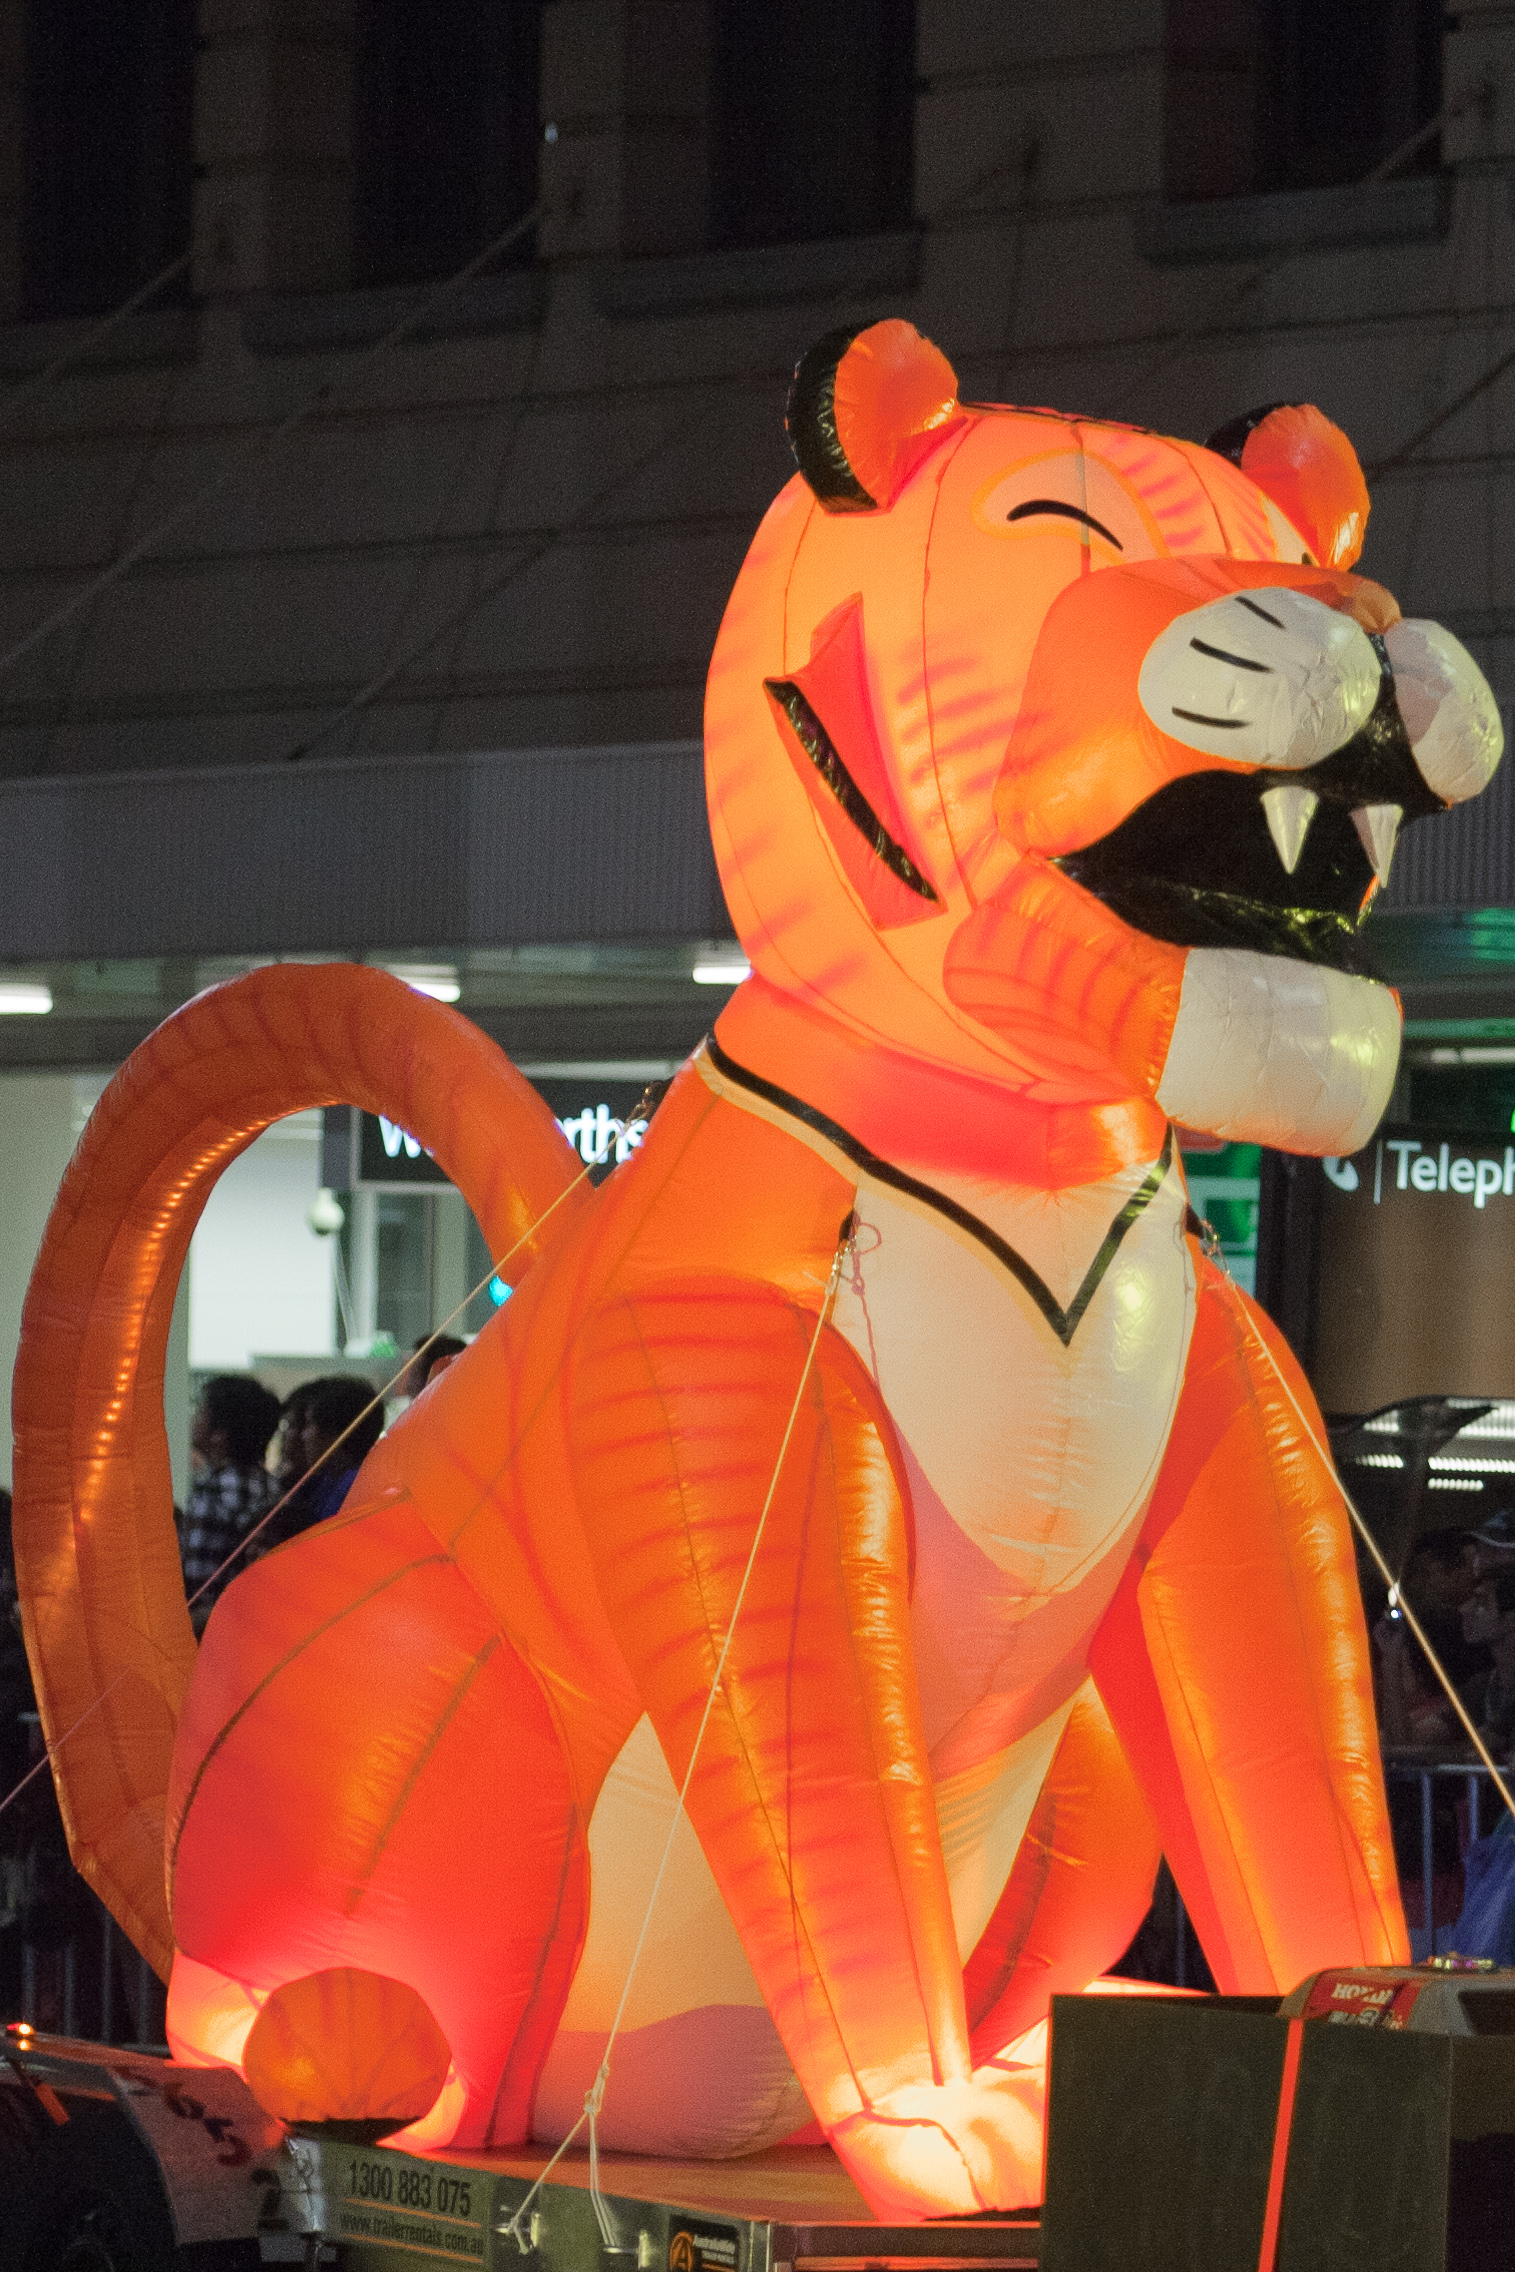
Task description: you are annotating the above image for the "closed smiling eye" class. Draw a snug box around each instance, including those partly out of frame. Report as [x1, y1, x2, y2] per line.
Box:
[1171, 636, 1274, 731]
[1188, 637, 1271, 674]
[1006, 499, 1124, 550]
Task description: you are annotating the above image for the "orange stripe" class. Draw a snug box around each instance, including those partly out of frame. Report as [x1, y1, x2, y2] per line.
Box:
[1257, 2017, 1304, 2272]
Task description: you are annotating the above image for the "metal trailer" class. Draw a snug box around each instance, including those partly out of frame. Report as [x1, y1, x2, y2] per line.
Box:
[15, 1972, 1515, 2272]
[0, 2031, 1040, 2272]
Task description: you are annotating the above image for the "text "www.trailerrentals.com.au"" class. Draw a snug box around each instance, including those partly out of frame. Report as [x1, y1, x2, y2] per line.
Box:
[338, 2208, 484, 2260]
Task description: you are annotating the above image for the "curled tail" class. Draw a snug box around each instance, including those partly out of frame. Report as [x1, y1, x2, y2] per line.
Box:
[11, 963, 587, 1975]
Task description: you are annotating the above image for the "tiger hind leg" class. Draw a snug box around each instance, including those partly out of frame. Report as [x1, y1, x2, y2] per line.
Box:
[167, 1496, 589, 2147]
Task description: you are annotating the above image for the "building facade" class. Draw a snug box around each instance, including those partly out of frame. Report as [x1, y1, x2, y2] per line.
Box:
[1, 0, 1514, 1471]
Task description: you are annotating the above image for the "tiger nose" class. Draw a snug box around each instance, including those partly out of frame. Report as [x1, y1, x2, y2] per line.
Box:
[1315, 573, 1401, 636]
[1381, 618, 1503, 808]
[1247, 616, 1501, 890]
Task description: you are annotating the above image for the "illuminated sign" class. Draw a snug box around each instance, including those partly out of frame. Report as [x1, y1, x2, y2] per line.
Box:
[533, 1079, 658, 1183]
[552, 1102, 648, 1168]
[1325, 1136, 1515, 1209]
[356, 1111, 449, 1187]
[343, 1079, 664, 1192]
[1313, 1125, 1515, 1411]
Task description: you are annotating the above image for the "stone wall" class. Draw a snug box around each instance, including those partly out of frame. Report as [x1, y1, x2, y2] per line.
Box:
[0, 0, 1507, 889]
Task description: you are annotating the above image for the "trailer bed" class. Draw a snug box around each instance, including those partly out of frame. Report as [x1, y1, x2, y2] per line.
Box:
[289, 2132, 1040, 2272]
[0, 2033, 1040, 2272]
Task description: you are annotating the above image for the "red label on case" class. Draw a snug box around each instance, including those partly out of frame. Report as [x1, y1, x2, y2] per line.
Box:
[1300, 1971, 1427, 2029]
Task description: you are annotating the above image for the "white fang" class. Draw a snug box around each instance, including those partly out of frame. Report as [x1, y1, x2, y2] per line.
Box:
[1352, 802, 1402, 885]
[1260, 784, 1319, 874]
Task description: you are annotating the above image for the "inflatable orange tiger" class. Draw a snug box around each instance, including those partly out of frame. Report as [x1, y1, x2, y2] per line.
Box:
[12, 321, 1503, 2219]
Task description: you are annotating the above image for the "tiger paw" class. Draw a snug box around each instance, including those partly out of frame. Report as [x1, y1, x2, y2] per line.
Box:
[241, 1967, 451, 2131]
[827, 2072, 1044, 2222]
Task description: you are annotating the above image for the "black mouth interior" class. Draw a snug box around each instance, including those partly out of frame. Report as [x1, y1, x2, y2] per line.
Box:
[1056, 778, 1376, 971]
[1053, 653, 1444, 975]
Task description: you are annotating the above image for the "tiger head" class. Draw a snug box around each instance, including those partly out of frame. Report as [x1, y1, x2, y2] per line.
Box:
[704, 320, 1501, 1160]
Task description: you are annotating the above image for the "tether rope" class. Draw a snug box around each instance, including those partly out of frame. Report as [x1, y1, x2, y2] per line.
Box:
[0, 248, 192, 430]
[1201, 1240, 1515, 1826]
[0, 204, 543, 687]
[504, 1222, 854, 2254]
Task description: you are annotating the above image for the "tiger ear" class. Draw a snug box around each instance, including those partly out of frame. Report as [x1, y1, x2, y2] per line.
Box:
[787, 320, 962, 513]
[1205, 401, 1370, 570]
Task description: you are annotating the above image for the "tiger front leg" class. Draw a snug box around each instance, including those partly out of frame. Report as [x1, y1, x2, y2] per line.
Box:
[567, 1275, 1041, 2219]
[1088, 1255, 1406, 1988]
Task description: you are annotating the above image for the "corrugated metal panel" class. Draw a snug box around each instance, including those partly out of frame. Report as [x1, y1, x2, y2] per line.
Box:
[1383, 708, 1515, 912]
[5, 721, 1512, 965]
[0, 1000, 721, 1075]
[0, 740, 726, 961]
[466, 747, 727, 941]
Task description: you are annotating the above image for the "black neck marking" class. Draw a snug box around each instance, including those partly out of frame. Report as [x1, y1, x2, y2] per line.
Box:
[706, 1037, 1175, 1348]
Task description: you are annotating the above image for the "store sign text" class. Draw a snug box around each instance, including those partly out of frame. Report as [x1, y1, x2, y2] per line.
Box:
[1325, 1138, 1515, 1210]
[557, 1105, 648, 1167]
[357, 1100, 651, 1187]
[379, 1116, 427, 1161]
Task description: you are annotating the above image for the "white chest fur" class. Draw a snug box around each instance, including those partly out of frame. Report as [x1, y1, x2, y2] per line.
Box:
[830, 1151, 1197, 1779]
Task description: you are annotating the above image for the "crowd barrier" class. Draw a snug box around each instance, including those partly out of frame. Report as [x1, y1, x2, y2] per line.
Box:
[1383, 1754, 1507, 1956]
[2, 1750, 1502, 2043]
[17, 1900, 166, 2047]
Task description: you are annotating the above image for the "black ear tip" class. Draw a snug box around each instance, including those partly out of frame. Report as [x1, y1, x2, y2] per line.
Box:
[789, 325, 873, 419]
[786, 322, 881, 511]
[1205, 402, 1297, 465]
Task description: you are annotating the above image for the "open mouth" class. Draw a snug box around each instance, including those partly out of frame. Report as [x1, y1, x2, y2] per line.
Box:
[1054, 655, 1445, 975]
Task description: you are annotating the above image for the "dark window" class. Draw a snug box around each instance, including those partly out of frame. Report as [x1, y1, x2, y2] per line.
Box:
[375, 1193, 432, 1355]
[22, 0, 193, 321]
[353, 0, 541, 288]
[1163, 0, 1441, 204]
[709, 0, 915, 251]
[1261, 0, 1442, 192]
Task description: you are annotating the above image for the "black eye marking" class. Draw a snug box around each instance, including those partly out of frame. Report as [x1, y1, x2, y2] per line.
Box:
[1190, 637, 1272, 674]
[1006, 499, 1124, 551]
[765, 680, 940, 902]
[1171, 708, 1249, 728]
[1235, 594, 1285, 630]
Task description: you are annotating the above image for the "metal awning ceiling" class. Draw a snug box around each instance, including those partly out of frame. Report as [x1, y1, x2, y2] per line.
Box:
[0, 738, 726, 963]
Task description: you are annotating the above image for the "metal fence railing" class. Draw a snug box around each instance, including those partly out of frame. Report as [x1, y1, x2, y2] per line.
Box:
[17, 1904, 166, 2048]
[1383, 1756, 1508, 1956]
[3, 1711, 167, 2047]
[0, 1743, 1503, 2041]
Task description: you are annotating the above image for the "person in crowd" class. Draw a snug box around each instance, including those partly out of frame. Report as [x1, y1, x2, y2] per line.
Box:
[0, 1489, 91, 2000]
[270, 1385, 313, 1499]
[261, 1383, 318, 1542]
[260, 1375, 386, 1550]
[0, 1493, 33, 1799]
[397, 1334, 466, 1402]
[1473, 1509, 1515, 1581]
[1372, 1528, 1483, 1752]
[177, 1375, 282, 1634]
[1462, 1567, 1515, 1760]
[1404, 1529, 1486, 1689]
[1375, 1610, 1464, 1750]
